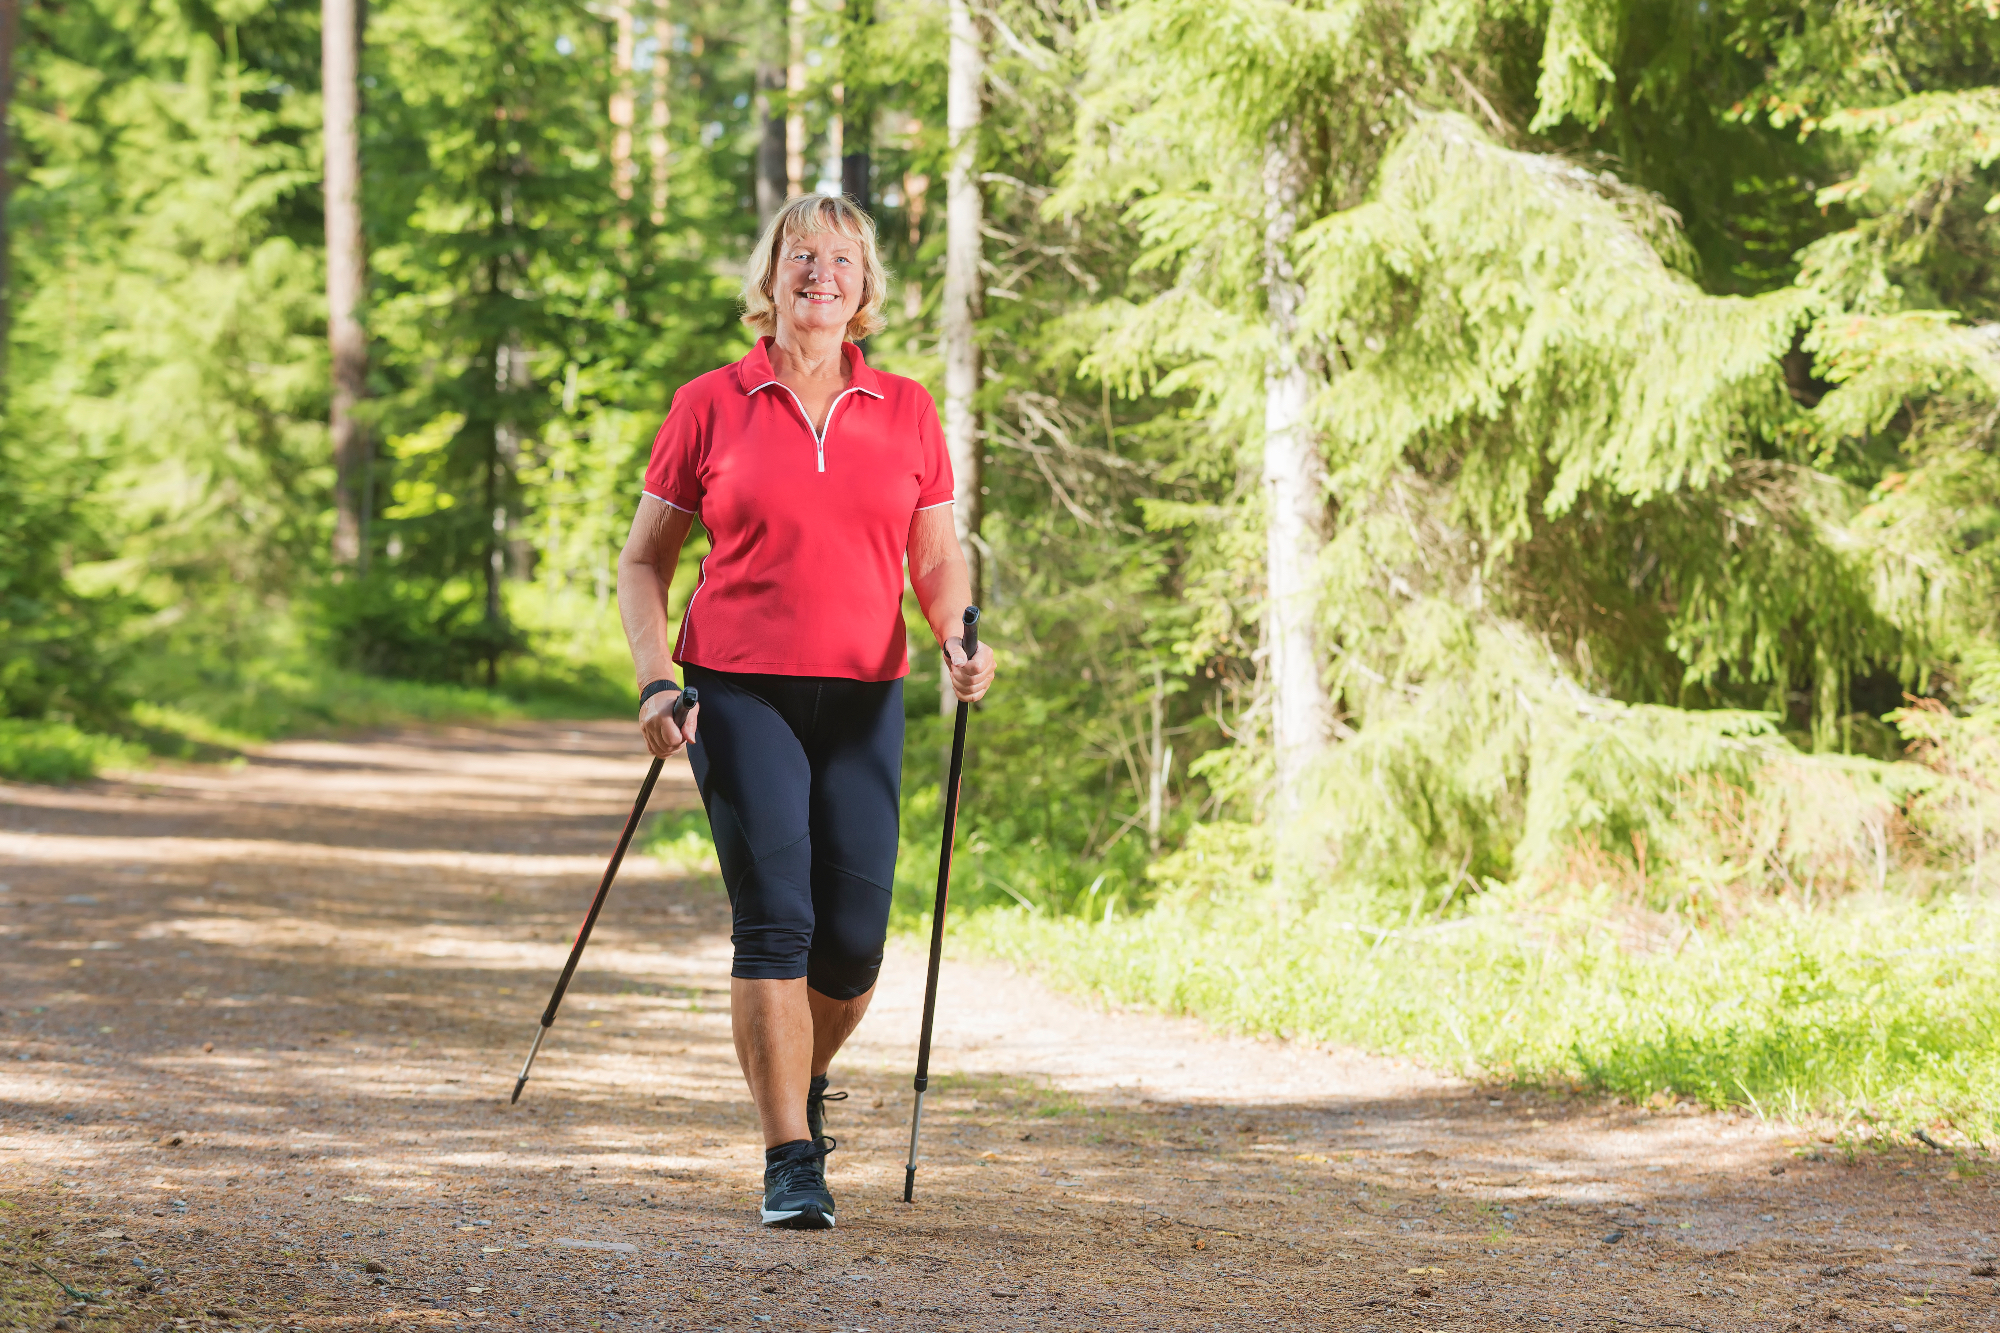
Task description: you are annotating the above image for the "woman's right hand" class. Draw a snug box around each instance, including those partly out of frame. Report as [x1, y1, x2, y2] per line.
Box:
[639, 689, 699, 757]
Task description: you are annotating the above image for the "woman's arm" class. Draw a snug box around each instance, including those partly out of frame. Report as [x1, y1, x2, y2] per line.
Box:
[908, 505, 995, 703]
[617, 495, 700, 755]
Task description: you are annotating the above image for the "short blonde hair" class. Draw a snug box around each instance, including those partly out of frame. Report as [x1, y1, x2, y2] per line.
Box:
[741, 195, 889, 342]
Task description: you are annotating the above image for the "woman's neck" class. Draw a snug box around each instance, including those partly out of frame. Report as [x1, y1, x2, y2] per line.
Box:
[768, 326, 850, 386]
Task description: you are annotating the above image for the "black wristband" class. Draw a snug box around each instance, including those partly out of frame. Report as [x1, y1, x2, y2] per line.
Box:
[639, 678, 681, 707]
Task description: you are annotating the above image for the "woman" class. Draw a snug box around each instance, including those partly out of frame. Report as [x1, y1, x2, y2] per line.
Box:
[616, 194, 994, 1231]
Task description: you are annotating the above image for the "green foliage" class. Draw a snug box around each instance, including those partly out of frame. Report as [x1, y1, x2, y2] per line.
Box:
[640, 806, 721, 877]
[310, 572, 524, 684]
[8, 0, 2000, 1129]
[0, 719, 147, 783]
[14, 0, 330, 626]
[964, 891, 2000, 1138]
[0, 440, 127, 726]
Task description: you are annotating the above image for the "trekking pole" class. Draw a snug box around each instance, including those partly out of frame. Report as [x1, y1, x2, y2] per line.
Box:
[511, 686, 699, 1105]
[904, 606, 980, 1202]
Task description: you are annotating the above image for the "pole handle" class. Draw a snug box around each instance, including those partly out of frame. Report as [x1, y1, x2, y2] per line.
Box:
[961, 606, 980, 660]
[672, 685, 699, 728]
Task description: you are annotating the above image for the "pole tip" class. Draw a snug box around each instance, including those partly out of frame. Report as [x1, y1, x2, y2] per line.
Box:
[510, 1076, 527, 1105]
[902, 1166, 916, 1203]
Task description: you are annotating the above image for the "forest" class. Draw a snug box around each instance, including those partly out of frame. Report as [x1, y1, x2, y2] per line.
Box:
[2, 0, 1996, 1139]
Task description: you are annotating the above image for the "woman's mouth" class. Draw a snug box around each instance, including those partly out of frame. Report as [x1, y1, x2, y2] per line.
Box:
[798, 290, 840, 304]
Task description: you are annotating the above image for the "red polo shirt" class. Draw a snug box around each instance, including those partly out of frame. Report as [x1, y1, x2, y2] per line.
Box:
[643, 338, 955, 681]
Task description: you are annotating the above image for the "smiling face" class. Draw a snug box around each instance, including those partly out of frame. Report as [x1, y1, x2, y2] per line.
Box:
[771, 228, 865, 342]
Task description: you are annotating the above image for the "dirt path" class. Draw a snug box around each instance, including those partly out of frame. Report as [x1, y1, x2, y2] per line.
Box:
[2, 722, 1993, 1333]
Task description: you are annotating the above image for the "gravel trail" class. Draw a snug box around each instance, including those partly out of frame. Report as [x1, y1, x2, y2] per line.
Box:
[1, 721, 1992, 1332]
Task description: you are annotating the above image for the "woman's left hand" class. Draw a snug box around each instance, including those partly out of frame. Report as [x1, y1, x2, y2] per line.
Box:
[944, 637, 995, 703]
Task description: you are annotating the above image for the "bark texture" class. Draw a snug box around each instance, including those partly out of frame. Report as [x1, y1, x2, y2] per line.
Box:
[648, 0, 671, 225]
[0, 0, 16, 376]
[785, 0, 808, 196]
[1260, 126, 1332, 820]
[321, 0, 368, 567]
[610, 4, 636, 202]
[755, 1, 786, 227]
[940, 0, 984, 713]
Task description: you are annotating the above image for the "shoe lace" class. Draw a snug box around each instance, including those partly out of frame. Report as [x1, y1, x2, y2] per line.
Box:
[808, 1087, 849, 1107]
[772, 1136, 837, 1192]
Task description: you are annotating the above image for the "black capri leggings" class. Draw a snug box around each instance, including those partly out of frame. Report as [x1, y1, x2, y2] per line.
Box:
[682, 664, 903, 1001]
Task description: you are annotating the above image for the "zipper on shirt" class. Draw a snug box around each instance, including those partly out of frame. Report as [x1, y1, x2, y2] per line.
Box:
[756, 381, 874, 473]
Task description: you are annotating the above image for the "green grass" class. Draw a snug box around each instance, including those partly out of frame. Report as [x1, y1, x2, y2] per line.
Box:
[956, 887, 2000, 1143]
[132, 659, 612, 745]
[3, 653, 638, 784]
[0, 719, 150, 782]
[640, 806, 721, 877]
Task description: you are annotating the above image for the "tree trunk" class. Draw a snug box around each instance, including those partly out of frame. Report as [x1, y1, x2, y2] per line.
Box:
[0, 0, 17, 380]
[755, 53, 786, 224]
[785, 0, 808, 196]
[939, 0, 983, 714]
[322, 0, 368, 568]
[752, 1, 784, 224]
[610, 4, 635, 202]
[827, 84, 843, 193]
[839, 0, 870, 211]
[841, 144, 869, 210]
[648, 0, 670, 225]
[1261, 124, 1332, 823]
[1148, 662, 1170, 853]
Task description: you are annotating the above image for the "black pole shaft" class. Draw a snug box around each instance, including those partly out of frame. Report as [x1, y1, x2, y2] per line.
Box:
[905, 607, 979, 1201]
[512, 688, 695, 1104]
[541, 755, 664, 1030]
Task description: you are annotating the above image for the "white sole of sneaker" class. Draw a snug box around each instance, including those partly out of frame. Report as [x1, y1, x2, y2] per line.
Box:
[760, 1207, 835, 1228]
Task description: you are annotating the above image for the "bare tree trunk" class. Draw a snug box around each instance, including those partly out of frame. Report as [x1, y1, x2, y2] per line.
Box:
[785, 0, 808, 196]
[610, 4, 636, 202]
[0, 0, 17, 380]
[1148, 663, 1171, 853]
[827, 83, 842, 193]
[839, 0, 871, 210]
[648, 0, 670, 225]
[938, 0, 983, 716]
[841, 139, 869, 209]
[1261, 123, 1332, 824]
[755, 23, 786, 227]
[322, 0, 368, 568]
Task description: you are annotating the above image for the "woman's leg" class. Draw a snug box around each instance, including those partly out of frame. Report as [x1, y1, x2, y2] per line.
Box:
[685, 666, 821, 1148]
[731, 977, 812, 1147]
[803, 676, 904, 1076]
[807, 984, 875, 1077]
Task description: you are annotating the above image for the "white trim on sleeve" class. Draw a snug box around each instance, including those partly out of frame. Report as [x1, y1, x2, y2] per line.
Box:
[643, 489, 698, 515]
[915, 499, 956, 511]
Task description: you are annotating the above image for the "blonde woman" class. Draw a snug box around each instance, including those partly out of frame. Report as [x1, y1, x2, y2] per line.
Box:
[616, 195, 995, 1229]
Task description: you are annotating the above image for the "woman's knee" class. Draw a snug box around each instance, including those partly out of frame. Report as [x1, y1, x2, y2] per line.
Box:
[804, 867, 891, 1000]
[728, 837, 816, 981]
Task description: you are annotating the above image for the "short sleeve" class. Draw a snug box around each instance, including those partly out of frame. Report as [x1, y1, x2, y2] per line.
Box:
[642, 393, 704, 513]
[913, 392, 955, 511]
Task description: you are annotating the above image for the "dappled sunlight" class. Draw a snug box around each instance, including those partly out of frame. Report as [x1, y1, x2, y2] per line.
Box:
[3, 723, 1989, 1331]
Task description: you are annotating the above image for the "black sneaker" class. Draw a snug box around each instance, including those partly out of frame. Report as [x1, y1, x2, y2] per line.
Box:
[761, 1136, 836, 1230]
[807, 1073, 847, 1143]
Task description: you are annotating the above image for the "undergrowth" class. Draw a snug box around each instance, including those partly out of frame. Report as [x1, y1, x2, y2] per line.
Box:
[0, 719, 150, 783]
[1, 584, 640, 783]
[958, 888, 2000, 1143]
